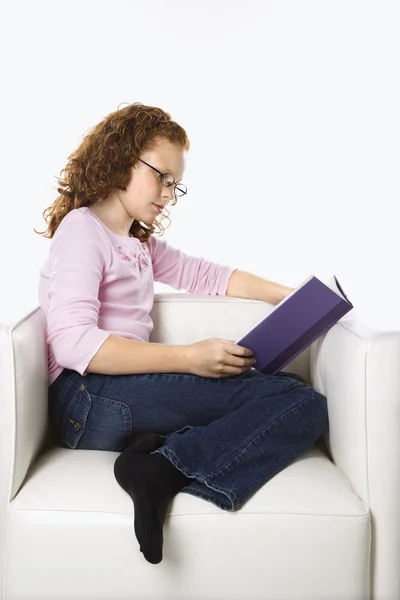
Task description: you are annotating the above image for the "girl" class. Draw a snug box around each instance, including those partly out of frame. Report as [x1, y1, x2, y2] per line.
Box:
[36, 102, 328, 565]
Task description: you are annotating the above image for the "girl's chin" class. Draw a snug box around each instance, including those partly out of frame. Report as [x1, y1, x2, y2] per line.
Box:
[141, 205, 162, 226]
[142, 215, 158, 226]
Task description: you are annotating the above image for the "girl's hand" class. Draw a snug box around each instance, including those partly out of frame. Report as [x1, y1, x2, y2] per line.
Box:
[186, 338, 256, 378]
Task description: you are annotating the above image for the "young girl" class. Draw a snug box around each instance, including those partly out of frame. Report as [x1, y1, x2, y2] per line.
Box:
[36, 102, 328, 565]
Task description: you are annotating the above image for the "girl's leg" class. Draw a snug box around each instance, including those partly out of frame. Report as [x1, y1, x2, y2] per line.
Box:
[121, 432, 163, 453]
[154, 378, 327, 511]
[48, 368, 327, 563]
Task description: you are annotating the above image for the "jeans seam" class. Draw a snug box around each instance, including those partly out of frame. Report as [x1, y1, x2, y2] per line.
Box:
[206, 388, 318, 482]
[56, 375, 81, 439]
[67, 387, 92, 449]
[155, 446, 204, 481]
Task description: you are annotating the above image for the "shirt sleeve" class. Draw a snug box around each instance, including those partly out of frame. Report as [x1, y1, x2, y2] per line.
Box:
[46, 211, 112, 376]
[147, 235, 237, 295]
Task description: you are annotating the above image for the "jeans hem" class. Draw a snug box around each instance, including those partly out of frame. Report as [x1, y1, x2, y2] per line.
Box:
[153, 446, 239, 511]
[180, 486, 236, 511]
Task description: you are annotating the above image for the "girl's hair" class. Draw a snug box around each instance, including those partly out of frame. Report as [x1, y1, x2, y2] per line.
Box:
[34, 102, 190, 242]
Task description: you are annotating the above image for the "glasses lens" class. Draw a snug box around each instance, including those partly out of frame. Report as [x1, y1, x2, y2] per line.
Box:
[160, 173, 187, 198]
[175, 183, 187, 197]
[161, 173, 174, 187]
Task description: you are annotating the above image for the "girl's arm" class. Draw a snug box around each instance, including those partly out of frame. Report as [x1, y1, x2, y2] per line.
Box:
[85, 333, 191, 376]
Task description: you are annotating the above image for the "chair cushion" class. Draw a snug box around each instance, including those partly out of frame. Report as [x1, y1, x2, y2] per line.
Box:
[10, 444, 365, 517]
[5, 445, 370, 600]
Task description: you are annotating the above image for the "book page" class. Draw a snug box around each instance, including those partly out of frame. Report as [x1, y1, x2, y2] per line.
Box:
[274, 275, 351, 307]
[277, 275, 313, 307]
[324, 276, 351, 304]
[261, 275, 350, 314]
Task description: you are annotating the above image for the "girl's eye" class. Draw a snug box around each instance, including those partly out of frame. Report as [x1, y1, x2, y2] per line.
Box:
[160, 173, 174, 187]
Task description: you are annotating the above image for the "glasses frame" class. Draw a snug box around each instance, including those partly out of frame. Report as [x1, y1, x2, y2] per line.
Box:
[137, 158, 187, 200]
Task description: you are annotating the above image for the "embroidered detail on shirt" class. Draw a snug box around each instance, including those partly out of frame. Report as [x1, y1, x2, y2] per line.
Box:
[116, 246, 150, 272]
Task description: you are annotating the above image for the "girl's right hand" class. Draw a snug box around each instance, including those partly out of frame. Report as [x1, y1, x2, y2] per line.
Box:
[185, 338, 256, 378]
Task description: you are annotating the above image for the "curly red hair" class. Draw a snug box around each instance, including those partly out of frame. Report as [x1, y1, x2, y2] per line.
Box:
[34, 102, 190, 242]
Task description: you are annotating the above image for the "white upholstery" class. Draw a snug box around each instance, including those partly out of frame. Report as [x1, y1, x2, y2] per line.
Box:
[1, 293, 399, 600]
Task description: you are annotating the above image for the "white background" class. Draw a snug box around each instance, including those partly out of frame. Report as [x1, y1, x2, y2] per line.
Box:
[1, 0, 399, 330]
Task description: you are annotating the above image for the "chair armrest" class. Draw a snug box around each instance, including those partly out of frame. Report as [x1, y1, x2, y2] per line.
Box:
[0, 307, 49, 589]
[0, 308, 49, 501]
[310, 313, 400, 598]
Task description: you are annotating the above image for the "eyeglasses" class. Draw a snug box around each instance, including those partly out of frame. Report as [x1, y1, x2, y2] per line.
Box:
[138, 158, 187, 201]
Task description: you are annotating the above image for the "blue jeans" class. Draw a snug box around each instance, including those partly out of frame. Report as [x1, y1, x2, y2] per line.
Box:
[48, 368, 328, 511]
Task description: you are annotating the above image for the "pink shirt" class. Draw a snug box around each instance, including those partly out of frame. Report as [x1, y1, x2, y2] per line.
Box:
[38, 207, 236, 385]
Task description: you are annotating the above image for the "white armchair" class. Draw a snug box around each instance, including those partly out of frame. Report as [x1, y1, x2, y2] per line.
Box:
[1, 293, 399, 600]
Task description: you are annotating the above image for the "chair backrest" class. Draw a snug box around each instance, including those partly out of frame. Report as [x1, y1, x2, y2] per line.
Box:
[0, 307, 49, 502]
[149, 293, 312, 382]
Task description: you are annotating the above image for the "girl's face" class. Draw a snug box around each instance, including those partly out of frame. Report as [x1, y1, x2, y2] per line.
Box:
[124, 137, 187, 225]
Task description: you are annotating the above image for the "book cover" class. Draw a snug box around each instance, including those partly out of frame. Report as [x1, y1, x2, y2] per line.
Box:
[236, 275, 353, 375]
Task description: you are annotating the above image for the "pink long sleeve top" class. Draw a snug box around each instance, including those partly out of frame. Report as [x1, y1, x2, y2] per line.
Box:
[38, 207, 236, 385]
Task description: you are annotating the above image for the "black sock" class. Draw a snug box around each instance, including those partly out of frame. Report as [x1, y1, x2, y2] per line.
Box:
[114, 447, 191, 564]
[122, 432, 164, 453]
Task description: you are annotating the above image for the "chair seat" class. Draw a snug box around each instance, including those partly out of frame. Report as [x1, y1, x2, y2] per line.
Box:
[11, 444, 366, 517]
[5, 445, 371, 600]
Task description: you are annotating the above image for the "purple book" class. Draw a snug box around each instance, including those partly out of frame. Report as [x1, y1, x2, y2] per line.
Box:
[236, 275, 353, 375]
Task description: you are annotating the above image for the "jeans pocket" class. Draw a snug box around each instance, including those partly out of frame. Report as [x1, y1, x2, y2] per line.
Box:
[62, 385, 133, 452]
[61, 384, 92, 450]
